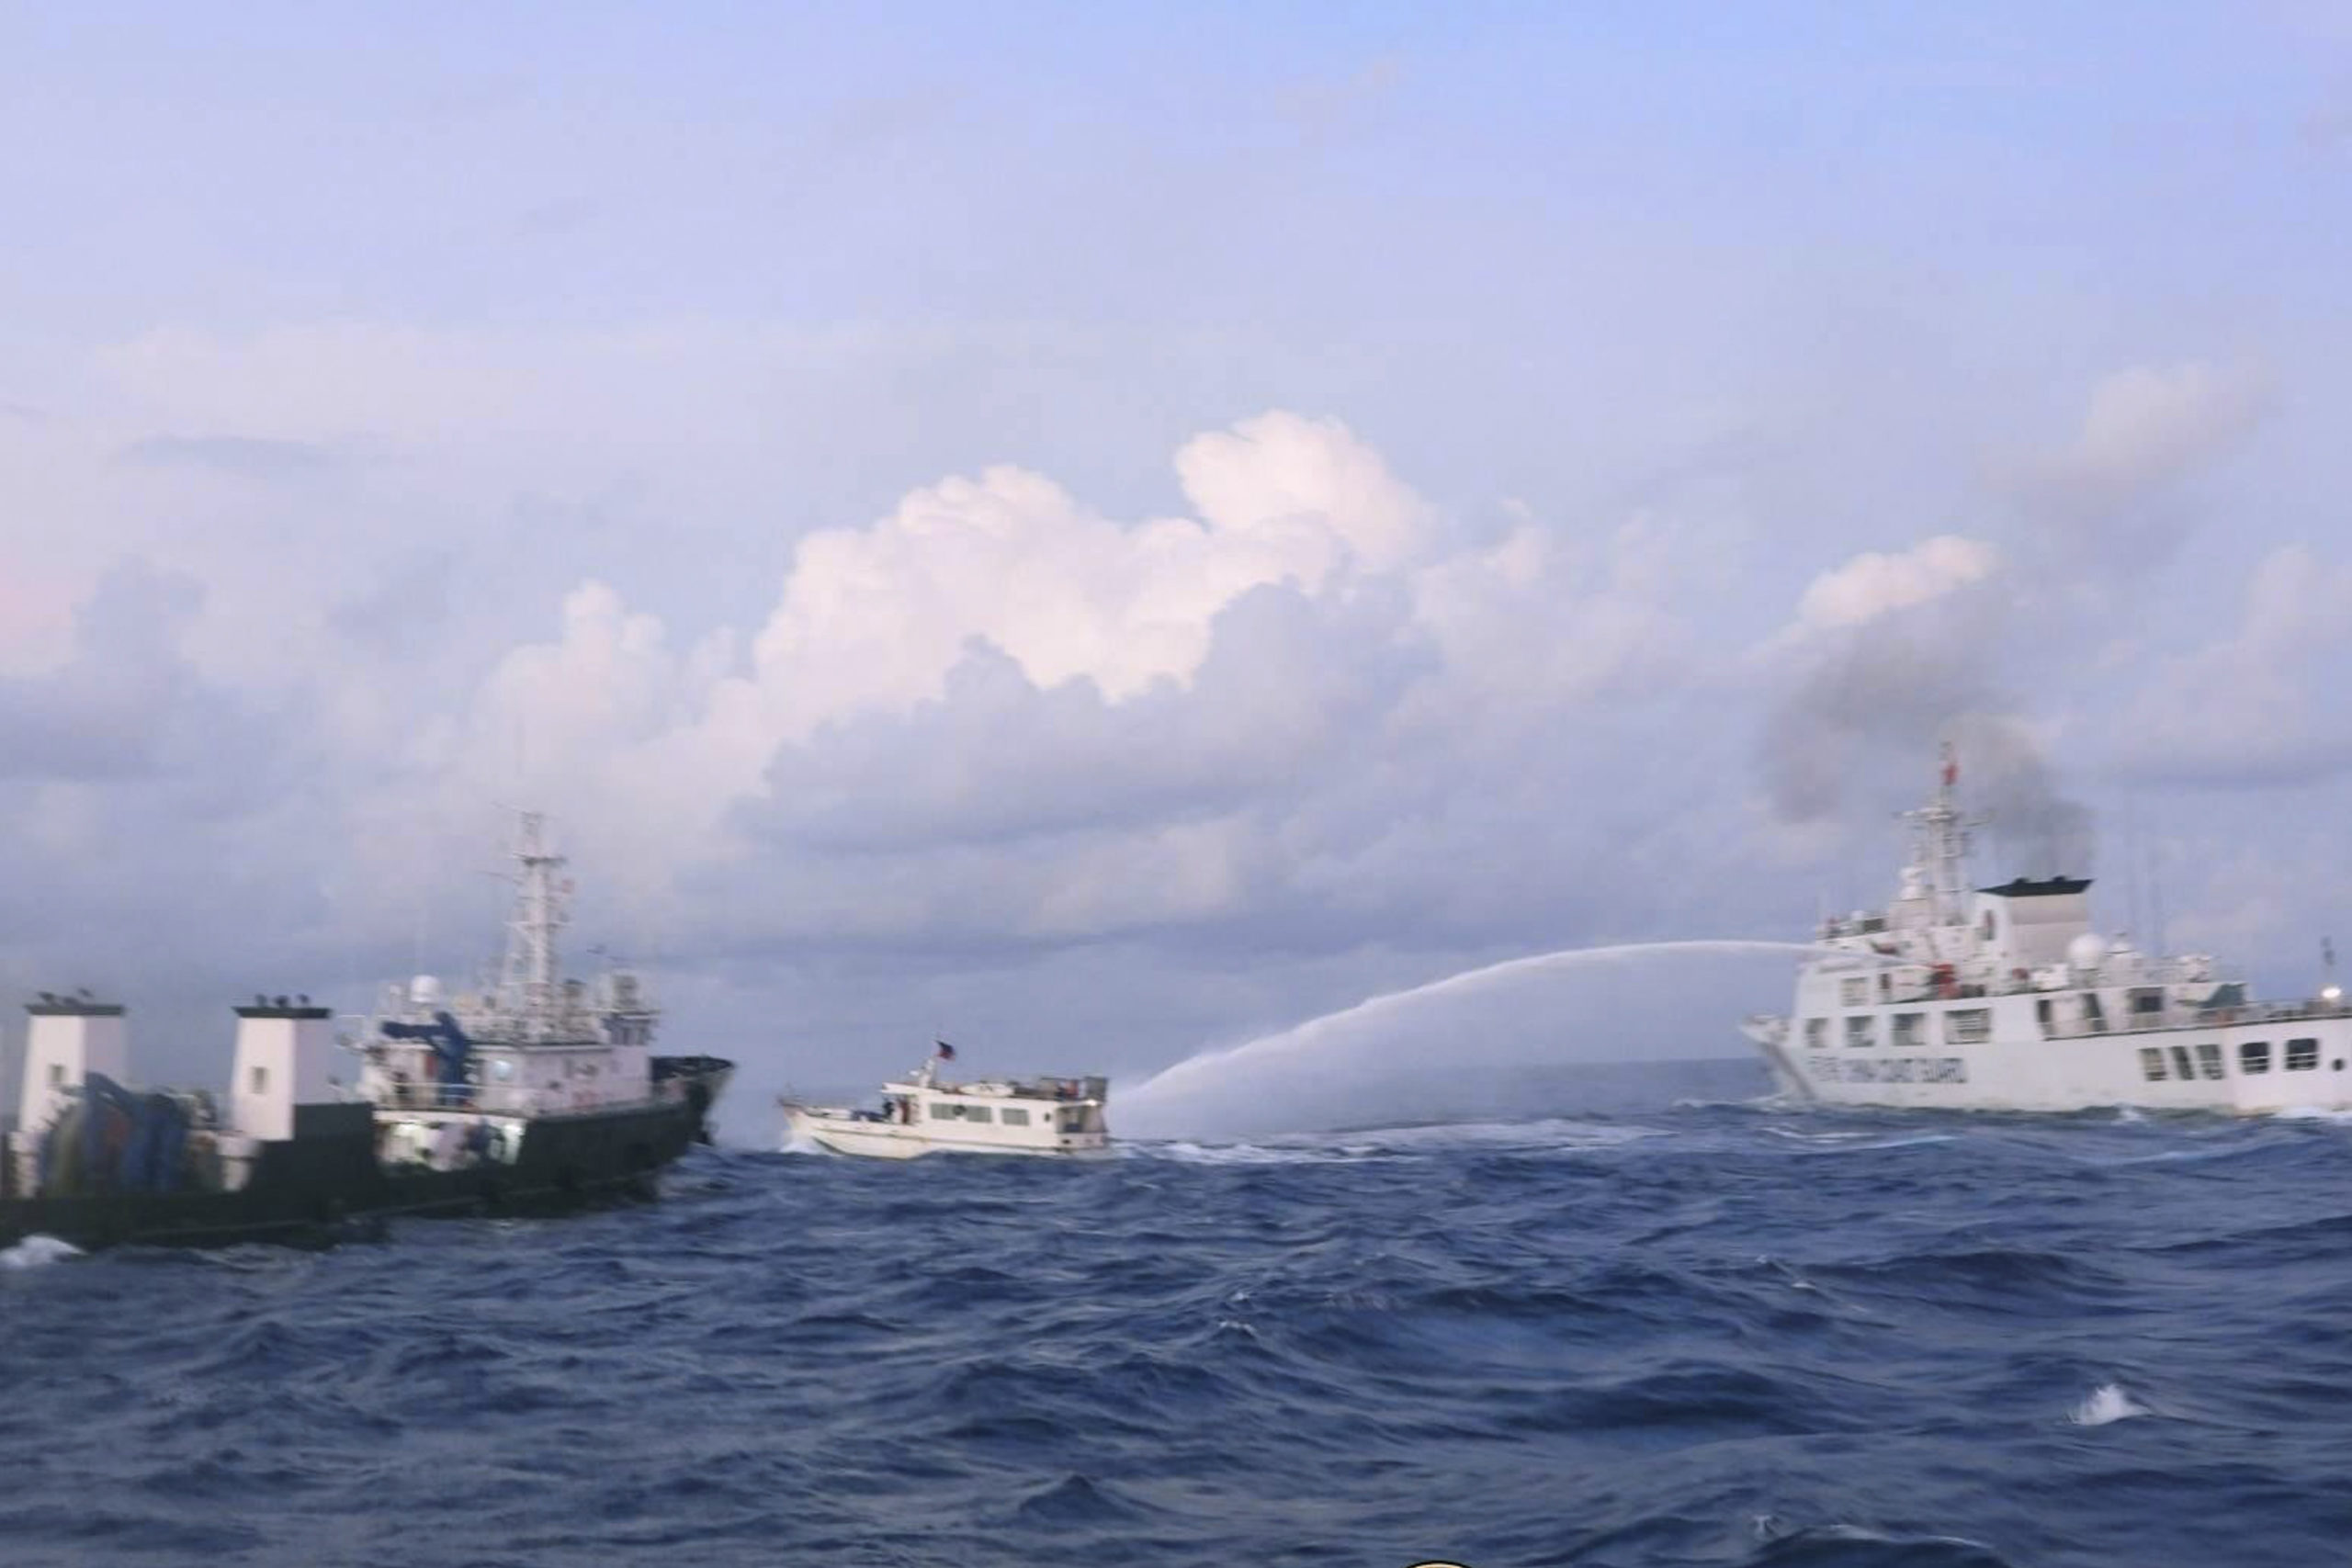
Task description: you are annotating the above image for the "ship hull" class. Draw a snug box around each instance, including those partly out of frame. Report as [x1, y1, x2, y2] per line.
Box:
[783, 1105, 1112, 1159]
[1748, 1001, 2352, 1114]
[1, 1059, 732, 1254]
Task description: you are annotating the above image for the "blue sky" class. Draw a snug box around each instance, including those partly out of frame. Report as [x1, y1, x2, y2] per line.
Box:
[3, 5, 2349, 1133]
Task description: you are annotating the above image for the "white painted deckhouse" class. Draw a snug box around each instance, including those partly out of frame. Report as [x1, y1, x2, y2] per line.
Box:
[352, 812, 700, 1168]
[780, 1045, 1112, 1158]
[1742, 748, 2352, 1112]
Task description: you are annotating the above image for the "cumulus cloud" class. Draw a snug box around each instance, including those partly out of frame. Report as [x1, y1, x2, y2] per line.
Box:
[1793, 536, 2000, 633]
[0, 563, 207, 781]
[1754, 357, 2277, 867]
[1756, 532, 2093, 874]
[2015, 360, 2268, 533]
[2109, 544, 2352, 788]
[369, 412, 1703, 967]
[384, 412, 1455, 882]
[734, 411, 1433, 734]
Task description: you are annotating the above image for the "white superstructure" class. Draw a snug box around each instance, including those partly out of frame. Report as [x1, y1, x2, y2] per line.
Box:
[351, 812, 684, 1167]
[780, 1046, 1111, 1158]
[1742, 748, 2352, 1113]
[15, 994, 128, 1139]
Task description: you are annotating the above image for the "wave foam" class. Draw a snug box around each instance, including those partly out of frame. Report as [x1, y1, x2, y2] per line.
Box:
[1133, 1117, 1662, 1165]
[2069, 1382, 2150, 1426]
[2272, 1106, 2352, 1125]
[1134, 1140, 1352, 1166]
[2, 1235, 83, 1270]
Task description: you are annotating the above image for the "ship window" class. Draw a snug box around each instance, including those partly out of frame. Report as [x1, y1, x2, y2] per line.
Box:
[2168, 1045, 2195, 1081]
[2139, 1047, 2166, 1081]
[1944, 1009, 1991, 1045]
[2240, 1041, 2271, 1075]
[1844, 1015, 1876, 1049]
[493, 1058, 513, 1081]
[929, 1102, 959, 1119]
[2287, 1038, 2320, 1071]
[2131, 989, 2165, 1016]
[2195, 1043, 2222, 1080]
[1892, 1012, 1925, 1049]
[964, 1105, 993, 1123]
[46, 1063, 62, 1088]
[1804, 1019, 1827, 1050]
[251, 1066, 268, 1094]
[1839, 977, 1868, 1008]
[1001, 1108, 1030, 1126]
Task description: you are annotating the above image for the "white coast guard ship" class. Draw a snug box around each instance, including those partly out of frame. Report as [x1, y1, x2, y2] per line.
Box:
[779, 1043, 1111, 1157]
[1741, 750, 2352, 1113]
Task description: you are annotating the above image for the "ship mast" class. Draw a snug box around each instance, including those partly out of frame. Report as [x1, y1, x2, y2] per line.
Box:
[1903, 743, 1976, 928]
[497, 811, 570, 1040]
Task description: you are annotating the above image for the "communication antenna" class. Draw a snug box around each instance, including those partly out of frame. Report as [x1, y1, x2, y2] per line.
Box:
[2120, 799, 2143, 950]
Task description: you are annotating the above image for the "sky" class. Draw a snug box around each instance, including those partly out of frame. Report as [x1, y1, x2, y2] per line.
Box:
[5, 4, 2351, 1137]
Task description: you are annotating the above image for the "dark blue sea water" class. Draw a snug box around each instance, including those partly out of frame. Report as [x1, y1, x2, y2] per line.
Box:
[7, 1061, 2352, 1567]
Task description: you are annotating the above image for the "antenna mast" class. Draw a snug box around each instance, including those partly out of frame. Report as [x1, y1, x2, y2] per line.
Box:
[497, 811, 570, 1040]
[1903, 742, 1981, 926]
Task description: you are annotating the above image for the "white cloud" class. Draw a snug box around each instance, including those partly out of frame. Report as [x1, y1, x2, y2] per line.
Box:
[1794, 535, 2001, 633]
[300, 411, 1705, 964]
[2110, 544, 2352, 786]
[416, 411, 1551, 884]
[2021, 360, 2267, 516]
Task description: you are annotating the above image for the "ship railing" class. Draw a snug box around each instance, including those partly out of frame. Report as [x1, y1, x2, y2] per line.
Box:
[2042, 999, 2352, 1040]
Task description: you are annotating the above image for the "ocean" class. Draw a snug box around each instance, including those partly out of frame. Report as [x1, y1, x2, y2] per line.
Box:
[6, 1058, 2351, 1567]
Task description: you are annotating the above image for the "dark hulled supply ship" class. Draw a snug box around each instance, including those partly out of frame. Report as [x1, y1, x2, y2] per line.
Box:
[0, 816, 732, 1254]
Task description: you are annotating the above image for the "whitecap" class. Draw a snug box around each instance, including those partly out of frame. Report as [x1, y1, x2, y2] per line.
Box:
[1132, 1140, 1351, 1166]
[1132, 1118, 1660, 1165]
[1769, 1130, 1960, 1154]
[2069, 1382, 2150, 1426]
[1, 1235, 83, 1270]
[1329, 1117, 1662, 1152]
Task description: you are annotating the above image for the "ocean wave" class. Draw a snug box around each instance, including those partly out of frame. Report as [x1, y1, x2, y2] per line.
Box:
[2070, 1382, 2152, 1426]
[2270, 1105, 2352, 1125]
[3, 1092, 2346, 1566]
[1748, 1519, 2018, 1566]
[1762, 1126, 1962, 1153]
[1128, 1138, 1368, 1165]
[0, 1235, 82, 1270]
[1133, 1117, 1662, 1165]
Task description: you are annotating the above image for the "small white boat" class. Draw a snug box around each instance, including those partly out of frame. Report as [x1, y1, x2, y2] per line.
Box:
[778, 1044, 1111, 1158]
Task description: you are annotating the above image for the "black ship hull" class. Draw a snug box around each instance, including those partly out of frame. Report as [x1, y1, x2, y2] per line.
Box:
[2, 1058, 732, 1255]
